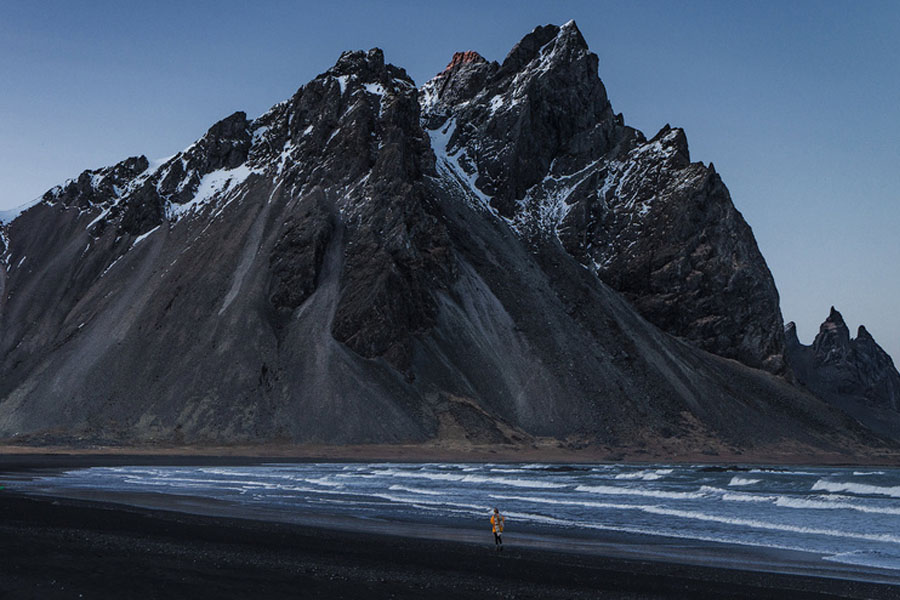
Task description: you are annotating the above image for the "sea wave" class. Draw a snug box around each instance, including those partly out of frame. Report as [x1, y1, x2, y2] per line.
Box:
[613, 468, 674, 481]
[720, 492, 778, 503]
[640, 505, 900, 544]
[748, 469, 817, 476]
[369, 469, 568, 489]
[575, 484, 707, 500]
[773, 496, 900, 515]
[387, 484, 444, 496]
[494, 493, 900, 544]
[302, 477, 345, 488]
[728, 477, 762, 486]
[811, 479, 900, 498]
[371, 493, 489, 514]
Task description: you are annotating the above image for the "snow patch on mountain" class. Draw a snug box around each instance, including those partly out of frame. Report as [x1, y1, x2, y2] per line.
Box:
[165, 164, 258, 221]
[428, 119, 497, 217]
[0, 197, 42, 225]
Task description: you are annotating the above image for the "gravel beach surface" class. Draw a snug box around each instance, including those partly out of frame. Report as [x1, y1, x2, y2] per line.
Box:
[2, 454, 898, 599]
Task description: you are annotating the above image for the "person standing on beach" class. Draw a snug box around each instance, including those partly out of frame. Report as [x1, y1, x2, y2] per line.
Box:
[491, 508, 505, 551]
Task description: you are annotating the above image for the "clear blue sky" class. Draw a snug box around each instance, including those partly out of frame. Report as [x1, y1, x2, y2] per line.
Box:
[2, 0, 898, 360]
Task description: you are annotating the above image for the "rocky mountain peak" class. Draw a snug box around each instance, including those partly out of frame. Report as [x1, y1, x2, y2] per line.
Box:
[42, 155, 150, 211]
[813, 306, 851, 364]
[825, 306, 847, 328]
[331, 48, 388, 81]
[445, 51, 486, 71]
[497, 20, 588, 78]
[151, 111, 252, 206]
[784, 321, 800, 345]
[422, 20, 617, 217]
[648, 125, 691, 168]
[194, 111, 252, 171]
[417, 22, 785, 372]
[857, 325, 874, 342]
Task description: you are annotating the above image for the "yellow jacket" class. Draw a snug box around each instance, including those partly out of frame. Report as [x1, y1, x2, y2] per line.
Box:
[491, 512, 505, 533]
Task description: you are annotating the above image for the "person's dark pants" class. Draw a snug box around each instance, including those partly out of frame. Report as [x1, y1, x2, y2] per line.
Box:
[494, 532, 502, 548]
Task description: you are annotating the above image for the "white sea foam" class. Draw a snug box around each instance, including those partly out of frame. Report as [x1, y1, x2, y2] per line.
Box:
[388, 485, 444, 496]
[640, 506, 900, 545]
[772, 496, 900, 515]
[302, 477, 344, 488]
[494, 493, 900, 544]
[575, 484, 708, 500]
[371, 493, 488, 514]
[728, 477, 762, 486]
[370, 469, 567, 489]
[614, 469, 673, 481]
[748, 469, 817, 476]
[812, 479, 900, 498]
[491, 493, 634, 512]
[720, 492, 778, 503]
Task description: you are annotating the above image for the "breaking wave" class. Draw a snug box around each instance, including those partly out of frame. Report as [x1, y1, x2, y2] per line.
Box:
[811, 479, 900, 498]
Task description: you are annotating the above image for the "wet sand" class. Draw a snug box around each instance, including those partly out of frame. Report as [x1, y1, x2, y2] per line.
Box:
[2, 454, 898, 599]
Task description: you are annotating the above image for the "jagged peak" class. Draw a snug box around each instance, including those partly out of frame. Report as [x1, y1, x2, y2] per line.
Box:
[326, 47, 414, 89]
[825, 306, 847, 328]
[813, 306, 851, 358]
[331, 48, 385, 77]
[40, 154, 151, 210]
[784, 321, 800, 346]
[558, 19, 588, 48]
[648, 124, 690, 160]
[857, 324, 873, 341]
[443, 51, 487, 72]
[203, 111, 249, 141]
[497, 20, 589, 78]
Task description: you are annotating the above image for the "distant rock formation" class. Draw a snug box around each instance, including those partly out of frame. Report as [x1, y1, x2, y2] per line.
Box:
[785, 308, 900, 437]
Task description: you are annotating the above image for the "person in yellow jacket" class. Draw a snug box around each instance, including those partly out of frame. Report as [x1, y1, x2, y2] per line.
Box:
[491, 507, 505, 551]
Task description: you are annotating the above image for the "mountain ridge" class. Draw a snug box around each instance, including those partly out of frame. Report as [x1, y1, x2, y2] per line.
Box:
[0, 22, 894, 456]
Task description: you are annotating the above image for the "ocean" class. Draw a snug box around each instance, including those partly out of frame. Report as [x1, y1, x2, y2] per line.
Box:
[9, 462, 900, 581]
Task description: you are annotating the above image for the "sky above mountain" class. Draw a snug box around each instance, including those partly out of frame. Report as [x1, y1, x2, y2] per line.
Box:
[1, 0, 897, 361]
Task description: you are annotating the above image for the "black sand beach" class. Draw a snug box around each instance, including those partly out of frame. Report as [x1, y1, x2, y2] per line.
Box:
[2, 454, 898, 599]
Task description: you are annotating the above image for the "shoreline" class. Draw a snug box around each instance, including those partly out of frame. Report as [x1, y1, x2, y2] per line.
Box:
[2, 490, 897, 599]
[2, 454, 900, 598]
[3, 443, 900, 467]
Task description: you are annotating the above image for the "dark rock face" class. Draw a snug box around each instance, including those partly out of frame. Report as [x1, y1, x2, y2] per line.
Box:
[0, 23, 888, 452]
[786, 308, 900, 437]
[422, 22, 619, 217]
[43, 155, 149, 210]
[421, 21, 783, 372]
[268, 190, 335, 313]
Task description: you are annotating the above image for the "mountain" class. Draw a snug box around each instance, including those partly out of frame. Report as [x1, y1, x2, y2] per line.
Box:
[420, 23, 784, 373]
[785, 308, 900, 438]
[0, 22, 887, 455]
